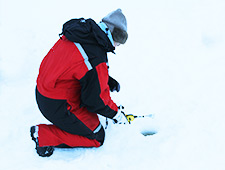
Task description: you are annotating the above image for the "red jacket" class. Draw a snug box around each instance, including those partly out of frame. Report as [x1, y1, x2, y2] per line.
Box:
[37, 35, 118, 120]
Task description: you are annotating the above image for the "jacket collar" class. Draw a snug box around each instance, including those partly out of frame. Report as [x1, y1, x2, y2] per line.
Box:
[98, 22, 114, 46]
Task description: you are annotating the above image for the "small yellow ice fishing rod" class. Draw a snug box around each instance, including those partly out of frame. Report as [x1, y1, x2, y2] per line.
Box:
[125, 114, 154, 124]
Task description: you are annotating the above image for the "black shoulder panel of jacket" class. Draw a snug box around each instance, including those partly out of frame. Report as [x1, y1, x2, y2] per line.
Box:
[81, 43, 107, 68]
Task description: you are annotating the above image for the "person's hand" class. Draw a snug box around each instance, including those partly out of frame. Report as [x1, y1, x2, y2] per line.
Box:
[113, 105, 128, 124]
[108, 76, 120, 92]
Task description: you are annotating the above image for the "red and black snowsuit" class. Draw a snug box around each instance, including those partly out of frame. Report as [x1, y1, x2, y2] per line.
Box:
[36, 19, 118, 148]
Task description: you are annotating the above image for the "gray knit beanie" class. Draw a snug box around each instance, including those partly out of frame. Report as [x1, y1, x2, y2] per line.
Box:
[102, 9, 128, 44]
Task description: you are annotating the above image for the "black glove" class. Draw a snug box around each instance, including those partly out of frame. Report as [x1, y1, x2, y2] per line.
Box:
[108, 76, 120, 92]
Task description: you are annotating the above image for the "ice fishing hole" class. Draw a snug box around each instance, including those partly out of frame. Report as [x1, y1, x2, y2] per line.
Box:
[141, 130, 157, 136]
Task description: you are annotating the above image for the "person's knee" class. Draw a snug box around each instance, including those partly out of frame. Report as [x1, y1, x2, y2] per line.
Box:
[95, 126, 105, 146]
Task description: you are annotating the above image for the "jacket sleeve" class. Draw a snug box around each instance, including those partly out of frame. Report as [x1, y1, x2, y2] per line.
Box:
[79, 62, 118, 118]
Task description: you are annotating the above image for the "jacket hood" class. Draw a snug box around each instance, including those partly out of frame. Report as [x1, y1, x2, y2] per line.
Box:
[60, 18, 115, 53]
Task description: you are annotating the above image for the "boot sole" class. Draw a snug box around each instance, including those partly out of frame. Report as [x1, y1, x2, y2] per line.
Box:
[30, 126, 36, 142]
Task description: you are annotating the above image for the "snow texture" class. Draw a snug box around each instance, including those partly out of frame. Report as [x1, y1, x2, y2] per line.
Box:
[1, 0, 225, 169]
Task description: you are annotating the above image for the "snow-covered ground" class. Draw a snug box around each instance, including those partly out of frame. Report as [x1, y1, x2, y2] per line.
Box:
[1, 0, 225, 169]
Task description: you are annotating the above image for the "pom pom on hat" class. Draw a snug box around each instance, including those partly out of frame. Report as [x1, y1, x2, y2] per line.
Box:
[102, 9, 128, 44]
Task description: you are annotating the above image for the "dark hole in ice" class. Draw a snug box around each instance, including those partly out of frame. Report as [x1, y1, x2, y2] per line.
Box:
[141, 130, 157, 136]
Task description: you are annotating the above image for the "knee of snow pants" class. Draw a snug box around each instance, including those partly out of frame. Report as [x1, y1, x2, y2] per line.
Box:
[95, 125, 105, 146]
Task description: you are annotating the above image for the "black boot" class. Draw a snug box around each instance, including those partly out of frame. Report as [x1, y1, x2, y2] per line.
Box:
[30, 126, 54, 157]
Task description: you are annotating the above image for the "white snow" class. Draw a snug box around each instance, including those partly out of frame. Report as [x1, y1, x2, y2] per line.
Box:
[1, 0, 225, 169]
